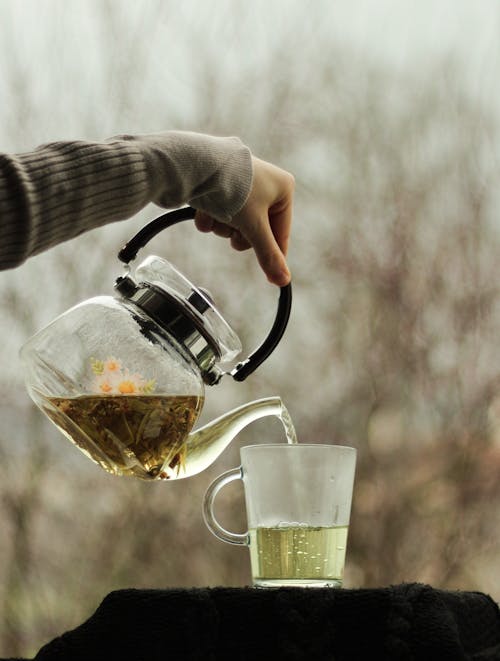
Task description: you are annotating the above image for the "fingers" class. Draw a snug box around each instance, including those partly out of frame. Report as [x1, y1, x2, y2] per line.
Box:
[195, 212, 234, 239]
[242, 215, 291, 286]
[193, 155, 294, 287]
[194, 212, 214, 233]
[196, 216, 253, 255]
[230, 232, 251, 251]
[195, 209, 289, 285]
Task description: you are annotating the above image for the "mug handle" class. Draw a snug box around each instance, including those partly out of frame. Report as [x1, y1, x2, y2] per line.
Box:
[202, 467, 249, 546]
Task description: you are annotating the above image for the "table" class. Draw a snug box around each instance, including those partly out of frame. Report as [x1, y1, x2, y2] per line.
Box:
[4, 583, 500, 660]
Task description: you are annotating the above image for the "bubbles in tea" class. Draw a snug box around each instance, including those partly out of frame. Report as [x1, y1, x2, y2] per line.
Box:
[249, 524, 348, 588]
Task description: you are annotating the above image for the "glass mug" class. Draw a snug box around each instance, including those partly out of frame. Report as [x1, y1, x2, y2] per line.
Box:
[203, 444, 357, 588]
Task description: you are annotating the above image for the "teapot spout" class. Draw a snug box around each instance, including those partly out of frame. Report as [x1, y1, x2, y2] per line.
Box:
[180, 396, 292, 478]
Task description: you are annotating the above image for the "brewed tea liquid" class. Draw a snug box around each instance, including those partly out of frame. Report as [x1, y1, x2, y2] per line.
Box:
[44, 394, 203, 480]
[249, 525, 348, 587]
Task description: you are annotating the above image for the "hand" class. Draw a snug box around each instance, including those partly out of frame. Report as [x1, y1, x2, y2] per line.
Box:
[195, 156, 294, 286]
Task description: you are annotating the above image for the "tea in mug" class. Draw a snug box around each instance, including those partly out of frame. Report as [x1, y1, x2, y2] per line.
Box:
[249, 524, 349, 587]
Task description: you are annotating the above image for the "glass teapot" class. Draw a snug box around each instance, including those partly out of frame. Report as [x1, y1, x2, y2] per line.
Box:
[20, 207, 292, 481]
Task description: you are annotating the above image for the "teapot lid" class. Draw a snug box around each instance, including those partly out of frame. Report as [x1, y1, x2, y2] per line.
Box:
[116, 256, 242, 381]
[116, 207, 292, 385]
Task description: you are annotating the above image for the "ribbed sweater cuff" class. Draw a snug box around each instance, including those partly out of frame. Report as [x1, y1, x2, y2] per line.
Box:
[116, 131, 253, 223]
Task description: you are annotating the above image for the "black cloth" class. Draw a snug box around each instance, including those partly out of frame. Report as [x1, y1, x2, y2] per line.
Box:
[4, 583, 500, 660]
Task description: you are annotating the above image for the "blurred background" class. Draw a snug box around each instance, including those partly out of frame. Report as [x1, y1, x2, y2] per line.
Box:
[1, 0, 500, 655]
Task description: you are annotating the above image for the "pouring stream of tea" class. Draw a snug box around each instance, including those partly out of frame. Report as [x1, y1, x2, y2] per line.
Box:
[280, 402, 298, 445]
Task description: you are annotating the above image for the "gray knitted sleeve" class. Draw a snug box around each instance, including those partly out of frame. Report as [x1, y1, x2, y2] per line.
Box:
[0, 130, 253, 270]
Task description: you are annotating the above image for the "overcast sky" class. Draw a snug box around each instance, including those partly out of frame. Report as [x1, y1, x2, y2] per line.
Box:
[2, 1, 498, 101]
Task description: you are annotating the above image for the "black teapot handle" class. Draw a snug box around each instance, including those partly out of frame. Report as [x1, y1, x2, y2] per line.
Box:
[118, 206, 198, 263]
[118, 206, 292, 382]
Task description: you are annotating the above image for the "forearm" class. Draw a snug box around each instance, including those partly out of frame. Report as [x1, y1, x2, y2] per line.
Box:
[0, 131, 252, 270]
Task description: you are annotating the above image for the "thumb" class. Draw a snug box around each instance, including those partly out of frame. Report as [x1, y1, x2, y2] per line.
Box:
[243, 217, 291, 287]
